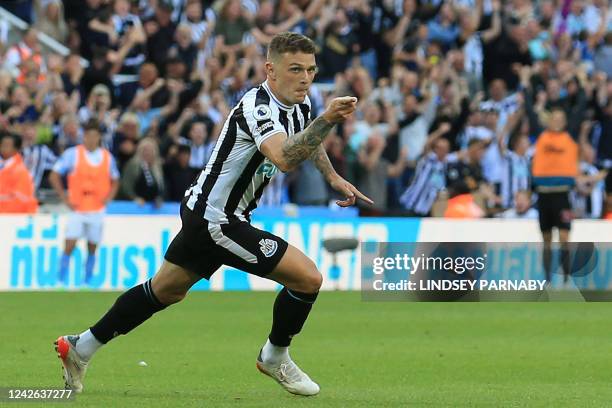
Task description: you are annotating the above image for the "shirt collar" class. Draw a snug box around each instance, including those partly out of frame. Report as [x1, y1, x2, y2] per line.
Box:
[262, 80, 293, 111]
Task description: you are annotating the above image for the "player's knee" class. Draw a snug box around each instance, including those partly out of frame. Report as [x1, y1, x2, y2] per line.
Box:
[153, 282, 187, 305]
[301, 270, 323, 294]
[154, 286, 188, 305]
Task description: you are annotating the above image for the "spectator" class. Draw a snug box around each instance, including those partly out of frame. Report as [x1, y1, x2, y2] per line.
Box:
[119, 137, 165, 206]
[0, 132, 38, 213]
[181, 0, 215, 53]
[219, 55, 255, 106]
[400, 138, 452, 216]
[112, 112, 141, 172]
[167, 24, 198, 74]
[80, 46, 114, 97]
[349, 100, 397, 153]
[251, 0, 300, 45]
[55, 113, 83, 153]
[78, 84, 117, 147]
[215, 0, 255, 57]
[163, 143, 198, 202]
[571, 143, 607, 219]
[398, 80, 440, 166]
[108, 13, 147, 75]
[482, 16, 532, 89]
[497, 190, 538, 219]
[290, 159, 328, 206]
[355, 132, 407, 215]
[20, 120, 57, 190]
[60, 54, 85, 102]
[71, 0, 106, 59]
[445, 138, 488, 201]
[316, 8, 359, 81]
[35, 0, 68, 43]
[594, 32, 612, 77]
[179, 120, 214, 169]
[144, 1, 177, 72]
[427, 3, 460, 48]
[587, 76, 612, 196]
[86, 3, 119, 52]
[498, 112, 532, 210]
[5, 85, 39, 124]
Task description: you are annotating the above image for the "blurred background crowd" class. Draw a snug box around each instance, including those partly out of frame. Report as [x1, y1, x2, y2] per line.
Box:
[0, 0, 611, 219]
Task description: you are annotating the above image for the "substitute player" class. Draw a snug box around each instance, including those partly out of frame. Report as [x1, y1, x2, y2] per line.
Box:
[49, 119, 120, 285]
[54, 33, 371, 396]
[532, 108, 579, 283]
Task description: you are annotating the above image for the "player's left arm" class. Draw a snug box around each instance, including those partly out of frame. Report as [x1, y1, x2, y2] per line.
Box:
[310, 145, 373, 207]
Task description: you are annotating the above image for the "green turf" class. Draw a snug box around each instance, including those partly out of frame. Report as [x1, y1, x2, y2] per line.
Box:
[1, 292, 611, 407]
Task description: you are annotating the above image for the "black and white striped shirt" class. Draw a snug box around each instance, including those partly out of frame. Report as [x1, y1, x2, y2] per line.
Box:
[399, 152, 449, 216]
[499, 150, 531, 209]
[571, 162, 605, 219]
[22, 144, 57, 189]
[185, 81, 311, 223]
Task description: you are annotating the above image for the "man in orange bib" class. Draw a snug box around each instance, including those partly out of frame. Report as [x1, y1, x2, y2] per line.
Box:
[532, 108, 579, 284]
[49, 120, 119, 285]
[0, 133, 38, 213]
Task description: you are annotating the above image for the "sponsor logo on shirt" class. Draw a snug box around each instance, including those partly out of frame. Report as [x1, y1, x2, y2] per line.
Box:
[255, 121, 274, 135]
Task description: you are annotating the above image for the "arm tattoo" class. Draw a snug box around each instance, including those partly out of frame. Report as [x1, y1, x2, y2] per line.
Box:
[281, 115, 335, 169]
[310, 145, 337, 182]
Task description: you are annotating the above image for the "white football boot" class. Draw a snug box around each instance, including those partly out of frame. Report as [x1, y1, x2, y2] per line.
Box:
[256, 351, 320, 396]
[54, 335, 89, 393]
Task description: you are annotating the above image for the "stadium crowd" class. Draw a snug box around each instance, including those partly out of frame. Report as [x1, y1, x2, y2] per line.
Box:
[0, 0, 611, 219]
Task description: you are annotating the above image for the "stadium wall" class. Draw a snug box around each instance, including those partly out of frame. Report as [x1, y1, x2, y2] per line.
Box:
[1, 214, 611, 291]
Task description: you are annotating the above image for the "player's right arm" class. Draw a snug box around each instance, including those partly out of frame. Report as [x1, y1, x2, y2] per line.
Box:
[259, 96, 357, 173]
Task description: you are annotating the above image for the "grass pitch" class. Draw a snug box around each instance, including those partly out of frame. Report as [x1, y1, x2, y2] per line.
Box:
[1, 291, 611, 407]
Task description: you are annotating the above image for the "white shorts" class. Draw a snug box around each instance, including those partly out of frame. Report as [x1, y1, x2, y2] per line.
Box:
[65, 212, 105, 244]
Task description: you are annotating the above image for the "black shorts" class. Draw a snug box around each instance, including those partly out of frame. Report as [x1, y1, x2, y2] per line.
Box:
[164, 204, 289, 279]
[537, 191, 572, 232]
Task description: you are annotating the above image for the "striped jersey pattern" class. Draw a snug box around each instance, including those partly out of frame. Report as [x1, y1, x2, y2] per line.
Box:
[499, 150, 531, 209]
[185, 81, 311, 223]
[22, 144, 57, 189]
[399, 152, 448, 215]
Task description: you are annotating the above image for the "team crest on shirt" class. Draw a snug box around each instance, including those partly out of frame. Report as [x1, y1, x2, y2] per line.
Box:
[254, 104, 272, 121]
[259, 238, 278, 257]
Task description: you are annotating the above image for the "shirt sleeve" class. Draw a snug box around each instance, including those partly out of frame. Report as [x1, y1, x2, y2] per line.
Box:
[52, 148, 76, 176]
[446, 152, 459, 163]
[42, 146, 57, 170]
[109, 154, 120, 180]
[243, 96, 287, 151]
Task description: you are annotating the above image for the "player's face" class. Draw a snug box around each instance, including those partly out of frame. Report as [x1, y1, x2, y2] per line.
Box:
[83, 129, 101, 151]
[270, 52, 317, 105]
[548, 111, 566, 132]
[0, 137, 16, 159]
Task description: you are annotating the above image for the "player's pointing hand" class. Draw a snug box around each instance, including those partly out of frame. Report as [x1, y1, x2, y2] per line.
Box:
[329, 174, 374, 207]
[322, 96, 358, 124]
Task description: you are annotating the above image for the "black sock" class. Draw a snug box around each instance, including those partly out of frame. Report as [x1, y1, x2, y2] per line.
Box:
[269, 288, 318, 347]
[561, 245, 570, 282]
[90, 279, 167, 344]
[543, 245, 552, 283]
